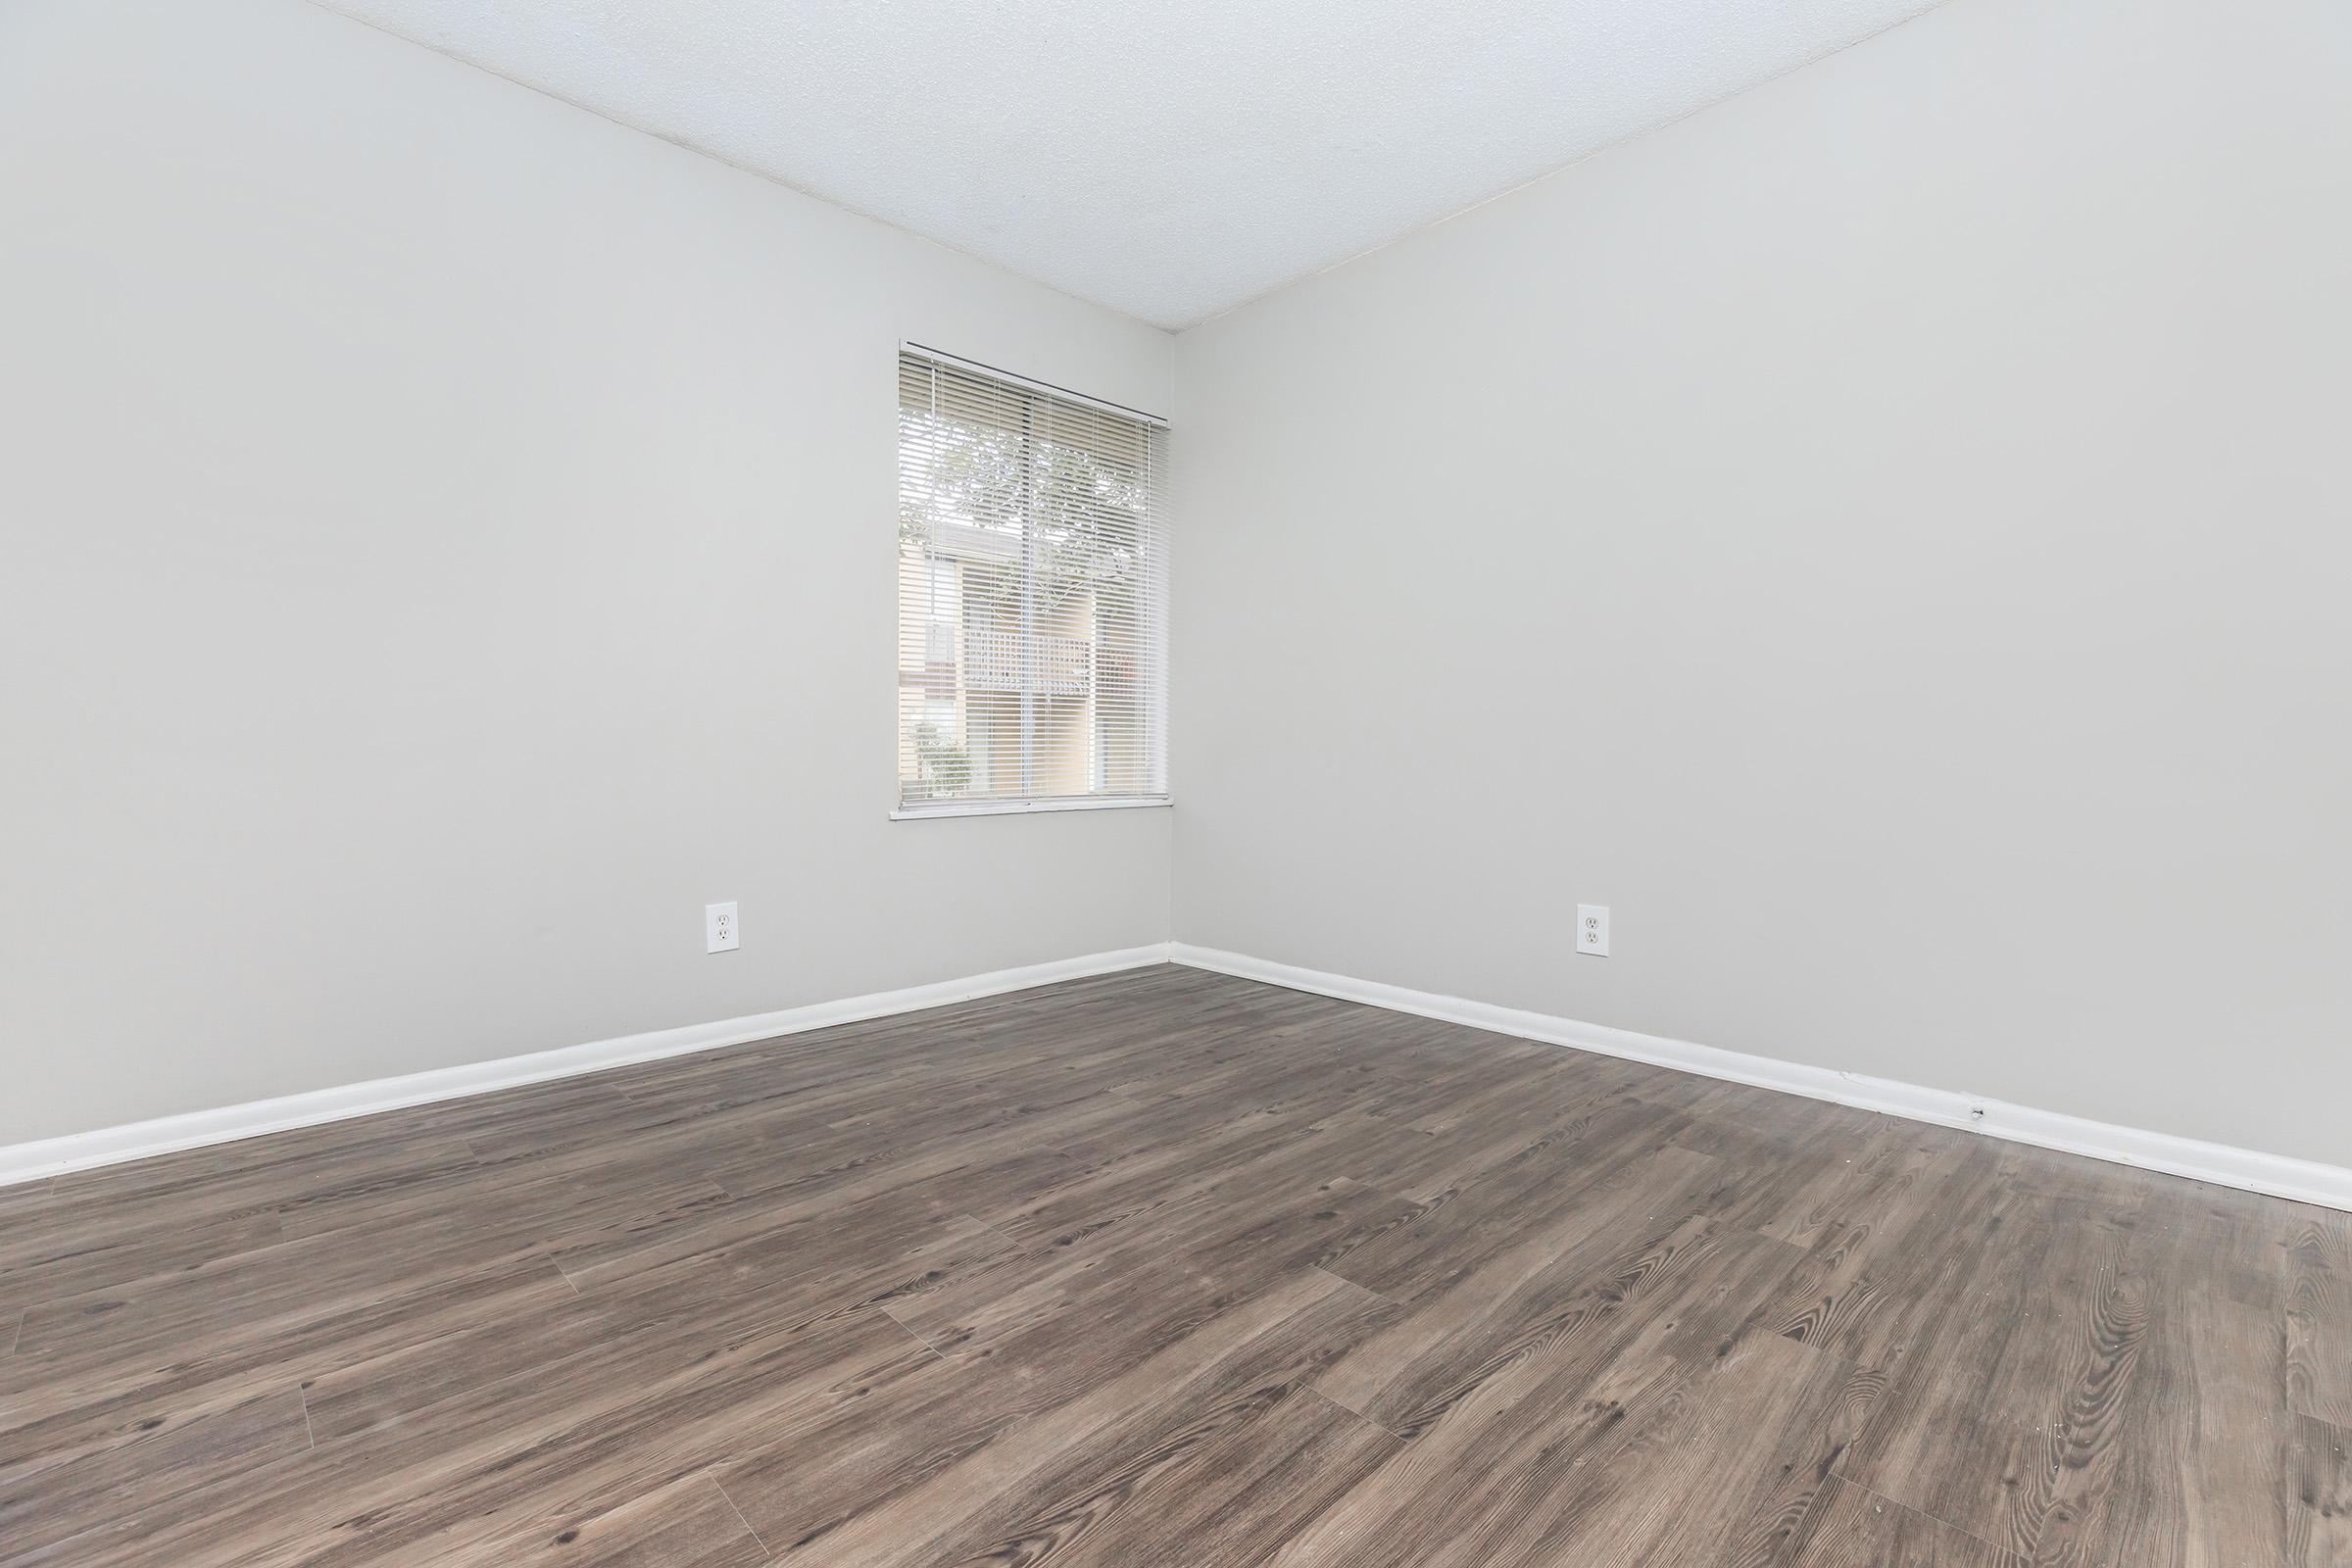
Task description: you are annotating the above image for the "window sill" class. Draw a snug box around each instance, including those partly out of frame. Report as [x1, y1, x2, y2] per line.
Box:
[890, 796, 1172, 821]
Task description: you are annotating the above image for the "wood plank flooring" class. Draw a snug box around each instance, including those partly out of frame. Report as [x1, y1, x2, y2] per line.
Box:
[2, 964, 2344, 1565]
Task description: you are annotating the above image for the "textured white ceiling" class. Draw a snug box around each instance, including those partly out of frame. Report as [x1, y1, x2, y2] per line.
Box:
[313, 0, 1943, 329]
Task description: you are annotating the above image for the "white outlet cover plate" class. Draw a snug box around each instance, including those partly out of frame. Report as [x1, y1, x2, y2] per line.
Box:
[706, 902, 739, 954]
[1576, 905, 1610, 956]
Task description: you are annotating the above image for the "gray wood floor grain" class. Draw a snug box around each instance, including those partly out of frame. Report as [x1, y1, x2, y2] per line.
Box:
[0, 964, 2342, 1565]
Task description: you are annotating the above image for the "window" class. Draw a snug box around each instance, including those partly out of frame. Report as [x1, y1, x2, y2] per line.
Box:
[895, 346, 1168, 815]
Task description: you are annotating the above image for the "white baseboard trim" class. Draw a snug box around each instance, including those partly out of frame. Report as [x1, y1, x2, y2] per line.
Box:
[0, 944, 1171, 1189]
[1171, 943, 2352, 1214]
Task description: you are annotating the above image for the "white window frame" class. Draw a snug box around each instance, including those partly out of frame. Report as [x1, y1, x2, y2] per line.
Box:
[891, 343, 1171, 821]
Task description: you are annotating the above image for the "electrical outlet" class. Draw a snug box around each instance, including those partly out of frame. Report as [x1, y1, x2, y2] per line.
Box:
[706, 902, 739, 954]
[1576, 905, 1610, 956]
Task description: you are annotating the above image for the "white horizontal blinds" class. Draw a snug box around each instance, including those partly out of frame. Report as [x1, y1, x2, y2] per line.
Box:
[896, 349, 1167, 809]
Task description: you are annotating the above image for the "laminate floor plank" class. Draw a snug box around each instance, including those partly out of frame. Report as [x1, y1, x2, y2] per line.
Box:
[1, 964, 2334, 1566]
[1837, 1162, 2160, 1558]
[547, 1167, 1026, 1299]
[1729, 1131, 1985, 1363]
[1270, 1273, 1838, 1568]
[1515, 1329, 1875, 1568]
[0, 1255, 569, 1471]
[2289, 1415, 2352, 1568]
[2287, 1210, 2352, 1428]
[0, 1384, 312, 1564]
[1338, 1076, 1676, 1211]
[9, 1155, 722, 1370]
[732, 1267, 1397, 1568]
[1312, 1149, 1777, 1436]
[978, 1103, 1327, 1249]
[0, 1204, 289, 1308]
[1035, 1383, 1399, 1568]
[1779, 1476, 2029, 1567]
[1741, 1119, 1962, 1251]
[1313, 1102, 1696, 1305]
[1735, 1140, 2023, 1384]
[446, 1474, 773, 1568]
[2008, 1201, 2303, 1568]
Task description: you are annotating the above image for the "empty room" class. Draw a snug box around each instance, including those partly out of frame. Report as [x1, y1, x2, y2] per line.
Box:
[4, 0, 2348, 1562]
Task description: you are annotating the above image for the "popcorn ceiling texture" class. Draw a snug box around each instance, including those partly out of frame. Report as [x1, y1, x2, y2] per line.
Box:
[311, 0, 1944, 329]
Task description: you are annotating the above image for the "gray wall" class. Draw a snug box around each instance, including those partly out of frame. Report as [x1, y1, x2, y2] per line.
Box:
[7, 0, 2347, 1173]
[0, 0, 1173, 1146]
[1174, 0, 2352, 1166]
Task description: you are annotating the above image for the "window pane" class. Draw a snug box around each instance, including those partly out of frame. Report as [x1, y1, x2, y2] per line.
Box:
[896, 350, 1166, 810]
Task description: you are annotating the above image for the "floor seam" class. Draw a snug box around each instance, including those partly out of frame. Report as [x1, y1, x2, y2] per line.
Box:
[1307, 1260, 1406, 1310]
[1838, 1473, 2017, 1559]
[960, 1210, 1032, 1255]
[1295, 1377, 1408, 1443]
[710, 1471, 777, 1563]
[876, 1301, 960, 1361]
